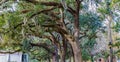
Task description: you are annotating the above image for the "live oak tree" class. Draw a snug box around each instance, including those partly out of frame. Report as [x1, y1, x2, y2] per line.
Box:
[0, 0, 83, 62]
[0, 0, 91, 62]
[0, 0, 118, 62]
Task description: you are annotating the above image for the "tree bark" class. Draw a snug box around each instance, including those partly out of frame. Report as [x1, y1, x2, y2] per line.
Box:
[71, 0, 83, 62]
[70, 41, 82, 62]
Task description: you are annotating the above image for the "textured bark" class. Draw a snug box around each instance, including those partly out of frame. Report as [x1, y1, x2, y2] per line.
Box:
[72, 0, 83, 62]
[71, 41, 82, 62]
[64, 34, 82, 62]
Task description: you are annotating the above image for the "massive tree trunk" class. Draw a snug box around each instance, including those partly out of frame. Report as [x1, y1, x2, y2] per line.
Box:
[68, 0, 83, 62]
[64, 34, 82, 62]
[72, 0, 83, 62]
[62, 0, 83, 61]
[71, 41, 82, 62]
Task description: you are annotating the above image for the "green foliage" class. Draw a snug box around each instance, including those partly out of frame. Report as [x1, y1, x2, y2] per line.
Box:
[112, 38, 120, 48]
[30, 47, 50, 60]
[82, 49, 91, 61]
[79, 12, 103, 61]
[98, 7, 109, 15]
[80, 12, 102, 32]
[113, 22, 120, 32]
[0, 16, 5, 27]
[22, 38, 32, 52]
[110, 0, 120, 7]
[0, 0, 120, 61]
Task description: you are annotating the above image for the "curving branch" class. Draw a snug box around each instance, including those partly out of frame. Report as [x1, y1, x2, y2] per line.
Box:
[25, 0, 39, 4]
[30, 43, 54, 54]
[44, 11, 60, 21]
[49, 32, 61, 48]
[0, 49, 21, 54]
[29, 7, 57, 19]
[25, 1, 76, 16]
[40, 2, 76, 16]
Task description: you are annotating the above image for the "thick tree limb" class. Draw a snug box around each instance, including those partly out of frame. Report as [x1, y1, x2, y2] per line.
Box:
[40, 2, 76, 16]
[29, 7, 57, 19]
[25, 0, 39, 4]
[41, 24, 68, 35]
[0, 49, 21, 54]
[21, 9, 33, 13]
[30, 43, 54, 54]
[25, 1, 76, 17]
[40, 2, 61, 6]
[14, 22, 23, 29]
[44, 11, 60, 20]
[50, 32, 61, 48]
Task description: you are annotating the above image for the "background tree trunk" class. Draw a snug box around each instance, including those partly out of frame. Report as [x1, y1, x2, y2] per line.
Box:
[107, 1, 114, 62]
[107, 10, 114, 62]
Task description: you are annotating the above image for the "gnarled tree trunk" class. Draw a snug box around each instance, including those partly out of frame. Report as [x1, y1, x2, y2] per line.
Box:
[71, 41, 82, 62]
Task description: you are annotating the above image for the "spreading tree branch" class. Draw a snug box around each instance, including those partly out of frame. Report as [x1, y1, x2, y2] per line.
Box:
[0, 49, 21, 54]
[25, 1, 76, 16]
[29, 7, 57, 19]
[30, 43, 54, 54]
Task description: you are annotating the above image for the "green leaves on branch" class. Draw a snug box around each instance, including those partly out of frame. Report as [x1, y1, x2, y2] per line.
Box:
[22, 38, 32, 52]
[98, 7, 109, 15]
